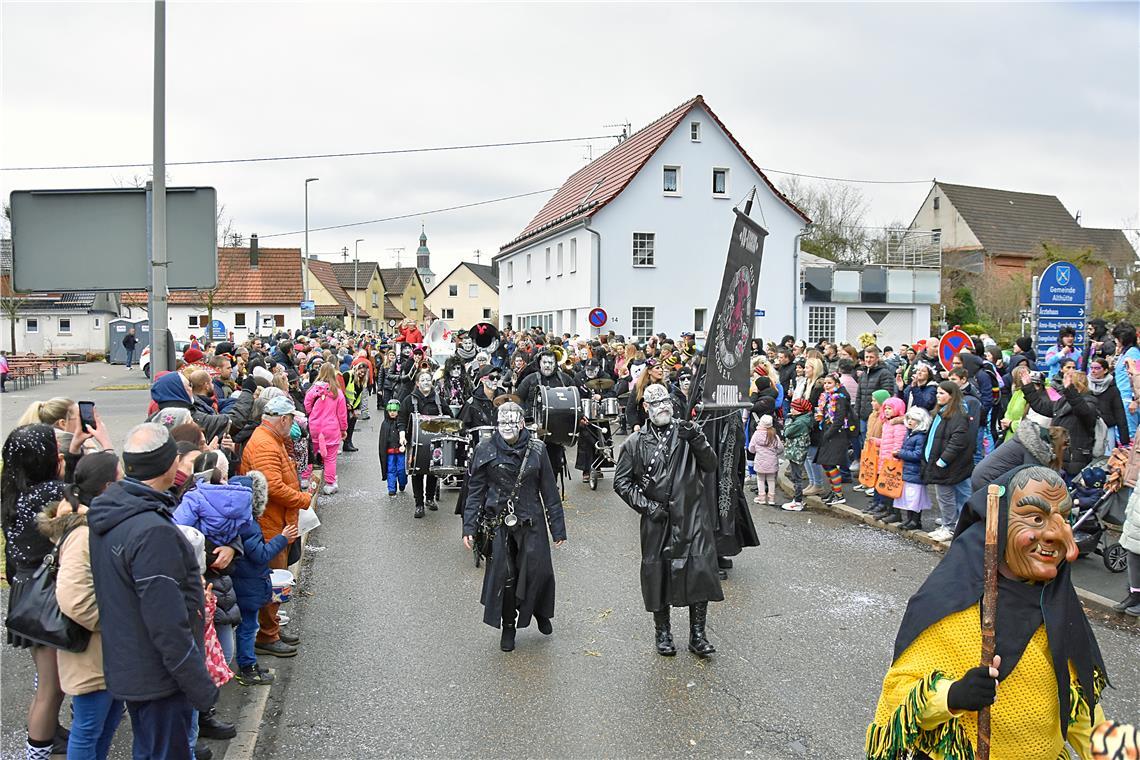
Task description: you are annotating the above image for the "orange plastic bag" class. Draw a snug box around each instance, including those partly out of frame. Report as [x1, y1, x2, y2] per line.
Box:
[859, 440, 880, 488]
[876, 456, 904, 500]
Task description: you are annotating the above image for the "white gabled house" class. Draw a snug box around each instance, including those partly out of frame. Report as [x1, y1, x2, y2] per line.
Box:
[495, 95, 811, 340]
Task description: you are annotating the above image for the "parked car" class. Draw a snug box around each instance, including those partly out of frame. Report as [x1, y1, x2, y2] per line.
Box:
[140, 341, 189, 378]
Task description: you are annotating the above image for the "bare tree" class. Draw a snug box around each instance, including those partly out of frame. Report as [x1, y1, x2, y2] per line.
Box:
[779, 177, 874, 264]
[0, 276, 26, 353]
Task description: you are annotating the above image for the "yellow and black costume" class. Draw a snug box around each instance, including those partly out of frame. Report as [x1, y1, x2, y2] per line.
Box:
[866, 467, 1109, 760]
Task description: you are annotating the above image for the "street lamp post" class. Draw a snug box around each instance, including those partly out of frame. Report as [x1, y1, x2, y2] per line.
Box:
[354, 238, 364, 332]
[304, 178, 319, 304]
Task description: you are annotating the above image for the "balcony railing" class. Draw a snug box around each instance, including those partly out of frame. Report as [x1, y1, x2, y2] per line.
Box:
[867, 230, 943, 269]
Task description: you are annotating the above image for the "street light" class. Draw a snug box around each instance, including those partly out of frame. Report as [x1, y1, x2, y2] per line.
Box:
[304, 178, 319, 304]
[354, 238, 364, 333]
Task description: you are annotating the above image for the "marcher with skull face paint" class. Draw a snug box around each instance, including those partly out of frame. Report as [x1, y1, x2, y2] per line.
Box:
[441, 356, 472, 411]
[866, 466, 1110, 760]
[462, 402, 566, 652]
[451, 366, 504, 516]
[397, 370, 452, 518]
[572, 358, 616, 482]
[613, 383, 723, 658]
[515, 350, 575, 480]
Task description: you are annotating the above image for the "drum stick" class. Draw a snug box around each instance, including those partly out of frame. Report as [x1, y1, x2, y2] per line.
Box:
[978, 483, 1001, 760]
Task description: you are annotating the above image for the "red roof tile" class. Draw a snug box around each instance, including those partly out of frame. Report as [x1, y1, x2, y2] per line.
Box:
[383, 296, 405, 320]
[307, 259, 358, 311]
[122, 247, 303, 306]
[499, 95, 808, 254]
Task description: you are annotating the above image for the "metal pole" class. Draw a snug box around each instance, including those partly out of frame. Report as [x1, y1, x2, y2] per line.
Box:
[1030, 274, 1040, 369]
[354, 239, 363, 333]
[304, 178, 319, 303]
[149, 0, 168, 379]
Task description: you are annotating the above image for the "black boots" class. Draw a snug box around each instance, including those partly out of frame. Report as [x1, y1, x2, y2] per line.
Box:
[500, 608, 517, 652]
[414, 503, 425, 518]
[901, 511, 923, 530]
[1112, 590, 1140, 613]
[883, 509, 904, 525]
[653, 610, 676, 656]
[688, 602, 716, 657]
[536, 615, 553, 635]
[198, 707, 236, 740]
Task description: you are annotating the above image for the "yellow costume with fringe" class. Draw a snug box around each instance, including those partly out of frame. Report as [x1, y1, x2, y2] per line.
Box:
[865, 607, 1106, 760]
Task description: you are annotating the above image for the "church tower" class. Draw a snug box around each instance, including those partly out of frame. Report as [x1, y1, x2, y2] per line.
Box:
[416, 224, 436, 290]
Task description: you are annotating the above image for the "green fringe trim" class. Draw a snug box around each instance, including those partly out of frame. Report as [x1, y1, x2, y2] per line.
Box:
[1068, 667, 1109, 727]
[865, 672, 975, 760]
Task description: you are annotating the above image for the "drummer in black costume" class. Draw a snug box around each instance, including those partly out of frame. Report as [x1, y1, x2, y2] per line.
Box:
[515, 350, 574, 478]
[573, 358, 615, 483]
[440, 355, 471, 411]
[453, 365, 502, 515]
[397, 369, 452, 518]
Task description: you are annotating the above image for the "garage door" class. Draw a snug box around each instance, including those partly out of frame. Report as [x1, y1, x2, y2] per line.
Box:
[846, 309, 914, 349]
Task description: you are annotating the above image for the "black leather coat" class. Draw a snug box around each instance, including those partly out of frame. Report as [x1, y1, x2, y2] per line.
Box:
[613, 420, 724, 612]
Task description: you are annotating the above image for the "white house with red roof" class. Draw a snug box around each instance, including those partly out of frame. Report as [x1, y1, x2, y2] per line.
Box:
[495, 95, 811, 341]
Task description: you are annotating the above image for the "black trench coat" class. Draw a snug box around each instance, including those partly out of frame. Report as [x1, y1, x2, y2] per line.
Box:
[463, 429, 567, 629]
[613, 421, 724, 612]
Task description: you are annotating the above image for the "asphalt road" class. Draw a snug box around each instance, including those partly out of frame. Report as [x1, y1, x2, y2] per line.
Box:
[256, 411, 1140, 760]
[1, 371, 1137, 759]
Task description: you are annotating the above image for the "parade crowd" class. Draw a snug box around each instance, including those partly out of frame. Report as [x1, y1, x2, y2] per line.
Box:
[3, 315, 1139, 760]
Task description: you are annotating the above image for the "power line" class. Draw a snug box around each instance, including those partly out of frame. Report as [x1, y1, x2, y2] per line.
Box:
[757, 167, 932, 185]
[0, 136, 623, 172]
[258, 188, 558, 239]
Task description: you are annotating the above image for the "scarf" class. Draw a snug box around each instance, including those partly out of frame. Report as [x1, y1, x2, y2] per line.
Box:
[1088, 374, 1113, 395]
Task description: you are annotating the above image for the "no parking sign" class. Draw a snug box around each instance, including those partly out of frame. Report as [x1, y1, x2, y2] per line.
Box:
[938, 328, 973, 371]
[588, 308, 608, 328]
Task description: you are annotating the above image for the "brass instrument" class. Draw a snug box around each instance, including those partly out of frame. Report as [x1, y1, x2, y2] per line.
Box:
[471, 321, 499, 353]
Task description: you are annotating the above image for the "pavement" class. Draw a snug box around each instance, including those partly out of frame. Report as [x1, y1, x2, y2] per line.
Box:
[2, 372, 1139, 759]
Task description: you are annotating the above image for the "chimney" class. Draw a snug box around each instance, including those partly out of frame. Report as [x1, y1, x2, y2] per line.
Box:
[249, 234, 259, 268]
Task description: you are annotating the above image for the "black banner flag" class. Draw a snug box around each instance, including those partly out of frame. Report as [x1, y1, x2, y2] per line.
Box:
[698, 208, 768, 406]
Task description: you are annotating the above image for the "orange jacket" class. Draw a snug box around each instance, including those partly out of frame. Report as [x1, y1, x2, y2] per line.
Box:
[240, 423, 311, 541]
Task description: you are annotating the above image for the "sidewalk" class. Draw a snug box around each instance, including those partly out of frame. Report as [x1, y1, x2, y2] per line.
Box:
[773, 464, 1138, 626]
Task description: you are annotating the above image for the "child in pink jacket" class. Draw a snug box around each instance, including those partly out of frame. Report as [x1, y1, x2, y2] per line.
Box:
[873, 397, 908, 521]
[304, 368, 348, 494]
[747, 414, 784, 506]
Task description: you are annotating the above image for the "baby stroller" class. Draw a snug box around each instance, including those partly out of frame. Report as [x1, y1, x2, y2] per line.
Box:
[582, 417, 616, 491]
[1069, 465, 1128, 573]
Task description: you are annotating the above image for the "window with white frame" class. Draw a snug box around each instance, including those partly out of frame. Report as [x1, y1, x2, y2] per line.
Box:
[633, 233, 655, 266]
[371, 292, 379, 307]
[631, 307, 654, 340]
[663, 166, 680, 194]
[545, 248, 551, 278]
[58, 318, 72, 334]
[508, 261, 514, 287]
[712, 168, 729, 196]
[469, 283, 478, 298]
[807, 306, 836, 344]
[93, 317, 101, 329]
[482, 308, 492, 319]
[188, 315, 201, 328]
[517, 313, 554, 332]
[449, 284, 458, 297]
[556, 243, 563, 276]
[409, 297, 418, 311]
[26, 318, 39, 333]
[569, 238, 577, 273]
[931, 228, 942, 247]
[441, 308, 455, 320]
[690, 121, 701, 141]
[234, 312, 246, 327]
[526, 254, 532, 282]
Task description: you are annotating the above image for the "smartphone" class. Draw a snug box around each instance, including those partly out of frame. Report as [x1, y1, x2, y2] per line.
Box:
[78, 401, 97, 433]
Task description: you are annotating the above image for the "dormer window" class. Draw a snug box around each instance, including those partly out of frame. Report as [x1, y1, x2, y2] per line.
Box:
[690, 122, 701, 142]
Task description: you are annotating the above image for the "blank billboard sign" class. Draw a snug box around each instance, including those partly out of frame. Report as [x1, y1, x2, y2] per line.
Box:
[9, 186, 218, 292]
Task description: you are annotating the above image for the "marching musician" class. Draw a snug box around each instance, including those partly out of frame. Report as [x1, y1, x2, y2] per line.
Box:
[516, 350, 575, 479]
[440, 356, 471, 411]
[573, 358, 615, 484]
[397, 369, 452, 519]
[452, 365, 503, 516]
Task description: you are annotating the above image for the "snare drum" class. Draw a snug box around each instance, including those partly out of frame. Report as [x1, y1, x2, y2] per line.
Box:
[600, 397, 622, 419]
[429, 435, 469, 477]
[534, 385, 580, 447]
[409, 414, 448, 474]
[581, 398, 602, 421]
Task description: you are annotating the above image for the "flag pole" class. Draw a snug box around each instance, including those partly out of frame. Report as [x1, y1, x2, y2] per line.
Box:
[978, 483, 1001, 760]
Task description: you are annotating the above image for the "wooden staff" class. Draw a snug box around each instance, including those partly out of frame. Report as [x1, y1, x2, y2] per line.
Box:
[978, 483, 1001, 760]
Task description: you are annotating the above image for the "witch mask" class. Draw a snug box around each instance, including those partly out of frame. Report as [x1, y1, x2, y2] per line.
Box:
[1003, 470, 1078, 583]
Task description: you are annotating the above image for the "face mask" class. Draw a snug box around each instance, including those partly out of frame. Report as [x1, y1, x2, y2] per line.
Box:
[290, 423, 302, 440]
[578, 349, 589, 361]
[540, 357, 556, 377]
[498, 410, 524, 443]
[461, 338, 474, 352]
[450, 368, 462, 378]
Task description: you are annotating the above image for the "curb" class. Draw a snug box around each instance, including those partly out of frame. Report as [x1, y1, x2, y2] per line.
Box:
[223, 682, 272, 760]
[774, 468, 1138, 627]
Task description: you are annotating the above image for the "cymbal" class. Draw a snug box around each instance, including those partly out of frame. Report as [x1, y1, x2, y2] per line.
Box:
[493, 393, 522, 407]
[419, 417, 464, 433]
[585, 377, 615, 391]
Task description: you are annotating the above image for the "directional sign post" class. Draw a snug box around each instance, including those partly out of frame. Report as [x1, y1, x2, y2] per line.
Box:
[588, 307, 608, 329]
[1033, 261, 1086, 370]
[938, 328, 973, 371]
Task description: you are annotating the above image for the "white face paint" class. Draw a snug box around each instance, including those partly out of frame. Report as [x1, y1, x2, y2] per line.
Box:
[585, 365, 599, 378]
[643, 384, 673, 428]
[497, 408, 524, 443]
[539, 356, 556, 377]
[680, 377, 692, 392]
[416, 373, 433, 393]
[578, 348, 589, 361]
[461, 337, 474, 352]
[450, 368, 462, 378]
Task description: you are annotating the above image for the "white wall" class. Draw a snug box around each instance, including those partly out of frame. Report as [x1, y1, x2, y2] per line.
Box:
[0, 312, 110, 354]
[497, 225, 594, 334]
[591, 104, 806, 341]
[121, 304, 303, 340]
[910, 186, 980, 251]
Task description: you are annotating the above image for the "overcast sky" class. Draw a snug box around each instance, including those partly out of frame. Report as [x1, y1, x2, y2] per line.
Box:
[3, 1, 1137, 282]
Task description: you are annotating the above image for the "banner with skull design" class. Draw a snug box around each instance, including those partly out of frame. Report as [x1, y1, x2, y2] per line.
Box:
[700, 208, 767, 406]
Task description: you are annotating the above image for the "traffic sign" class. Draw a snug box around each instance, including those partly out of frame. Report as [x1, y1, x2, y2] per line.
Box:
[938, 328, 973, 371]
[588, 308, 608, 328]
[208, 319, 225, 339]
[1034, 261, 1087, 370]
[753, 309, 765, 317]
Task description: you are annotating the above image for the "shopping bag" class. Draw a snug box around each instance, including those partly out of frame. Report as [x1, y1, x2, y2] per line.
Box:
[858, 440, 880, 488]
[875, 456, 904, 500]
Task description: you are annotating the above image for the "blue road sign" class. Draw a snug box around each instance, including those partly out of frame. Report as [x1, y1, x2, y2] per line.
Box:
[209, 319, 225, 339]
[1035, 261, 1086, 370]
[753, 309, 765, 317]
[588, 308, 608, 328]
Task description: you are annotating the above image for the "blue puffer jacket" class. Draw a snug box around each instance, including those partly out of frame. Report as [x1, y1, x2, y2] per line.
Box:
[173, 483, 253, 545]
[232, 521, 288, 611]
[894, 429, 928, 483]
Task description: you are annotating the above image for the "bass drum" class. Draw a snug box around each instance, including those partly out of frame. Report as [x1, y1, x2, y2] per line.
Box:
[469, 425, 496, 452]
[534, 385, 580, 447]
[409, 414, 449, 474]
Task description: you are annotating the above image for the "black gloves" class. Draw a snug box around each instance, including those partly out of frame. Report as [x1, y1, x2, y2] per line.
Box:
[646, 500, 669, 522]
[677, 421, 701, 441]
[946, 666, 998, 712]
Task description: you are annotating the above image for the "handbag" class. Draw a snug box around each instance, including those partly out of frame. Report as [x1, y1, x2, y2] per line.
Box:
[4, 529, 91, 652]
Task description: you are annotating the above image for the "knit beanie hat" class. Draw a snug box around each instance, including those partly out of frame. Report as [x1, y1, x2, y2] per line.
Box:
[758, 414, 773, 429]
[791, 398, 812, 414]
[872, 389, 890, 405]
